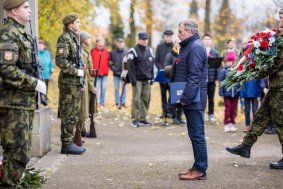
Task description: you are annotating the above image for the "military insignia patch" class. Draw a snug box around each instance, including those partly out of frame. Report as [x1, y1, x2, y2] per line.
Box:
[4, 51, 13, 61]
[128, 53, 134, 60]
[59, 48, 64, 54]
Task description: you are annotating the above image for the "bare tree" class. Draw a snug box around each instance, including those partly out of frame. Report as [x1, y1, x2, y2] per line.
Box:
[128, 0, 137, 47]
[144, 0, 153, 46]
[204, 0, 211, 33]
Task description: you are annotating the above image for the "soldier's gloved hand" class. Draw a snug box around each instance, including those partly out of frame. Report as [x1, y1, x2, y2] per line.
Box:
[35, 80, 47, 95]
[77, 70, 84, 77]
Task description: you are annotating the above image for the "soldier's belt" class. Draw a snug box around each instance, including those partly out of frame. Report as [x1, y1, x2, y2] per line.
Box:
[0, 43, 18, 64]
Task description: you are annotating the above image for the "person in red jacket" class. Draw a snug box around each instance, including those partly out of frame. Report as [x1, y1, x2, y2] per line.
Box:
[91, 37, 110, 106]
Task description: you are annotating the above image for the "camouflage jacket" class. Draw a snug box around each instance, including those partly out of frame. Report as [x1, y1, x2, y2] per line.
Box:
[82, 47, 94, 91]
[258, 32, 283, 90]
[56, 27, 81, 85]
[0, 17, 37, 110]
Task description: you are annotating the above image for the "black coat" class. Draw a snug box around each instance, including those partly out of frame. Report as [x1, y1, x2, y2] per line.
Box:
[165, 49, 178, 66]
[172, 34, 208, 110]
[127, 44, 154, 83]
[207, 48, 220, 83]
[110, 48, 128, 76]
[155, 42, 173, 69]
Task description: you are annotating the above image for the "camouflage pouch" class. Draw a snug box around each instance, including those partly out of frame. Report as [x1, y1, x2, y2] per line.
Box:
[278, 48, 283, 59]
[0, 107, 8, 114]
[0, 42, 18, 64]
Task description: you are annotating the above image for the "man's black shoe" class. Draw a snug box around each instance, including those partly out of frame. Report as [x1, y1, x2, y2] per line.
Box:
[264, 126, 277, 135]
[173, 118, 180, 124]
[270, 158, 283, 169]
[61, 142, 85, 155]
[159, 113, 166, 118]
[139, 120, 152, 126]
[226, 144, 251, 158]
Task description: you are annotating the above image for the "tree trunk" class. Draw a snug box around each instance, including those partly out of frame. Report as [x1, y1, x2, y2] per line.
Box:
[204, 0, 211, 33]
[128, 0, 137, 47]
[145, 0, 153, 46]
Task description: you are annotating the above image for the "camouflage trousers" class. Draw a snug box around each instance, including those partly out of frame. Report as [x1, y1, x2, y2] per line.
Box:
[0, 108, 34, 187]
[58, 84, 82, 145]
[243, 90, 283, 153]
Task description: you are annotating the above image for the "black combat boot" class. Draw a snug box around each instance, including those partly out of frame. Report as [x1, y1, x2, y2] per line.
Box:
[270, 157, 283, 169]
[61, 142, 86, 155]
[81, 128, 87, 137]
[226, 144, 251, 158]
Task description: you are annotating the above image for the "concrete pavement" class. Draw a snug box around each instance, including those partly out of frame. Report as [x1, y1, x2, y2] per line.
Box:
[33, 108, 283, 189]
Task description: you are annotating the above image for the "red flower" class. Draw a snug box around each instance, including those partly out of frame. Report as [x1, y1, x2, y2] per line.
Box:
[176, 58, 181, 64]
[237, 63, 244, 71]
[249, 61, 256, 69]
[260, 41, 269, 49]
[257, 32, 270, 39]
[272, 29, 281, 34]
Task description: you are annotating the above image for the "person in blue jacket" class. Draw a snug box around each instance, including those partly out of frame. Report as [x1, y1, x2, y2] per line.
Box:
[219, 51, 240, 132]
[39, 39, 53, 91]
[174, 20, 208, 180]
[240, 79, 263, 132]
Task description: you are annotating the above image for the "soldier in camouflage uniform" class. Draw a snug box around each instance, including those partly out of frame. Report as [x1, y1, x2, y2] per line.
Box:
[226, 9, 283, 169]
[0, 0, 47, 187]
[56, 13, 85, 155]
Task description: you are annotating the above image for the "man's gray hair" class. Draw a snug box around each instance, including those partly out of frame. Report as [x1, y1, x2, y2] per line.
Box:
[179, 20, 199, 34]
[280, 8, 283, 15]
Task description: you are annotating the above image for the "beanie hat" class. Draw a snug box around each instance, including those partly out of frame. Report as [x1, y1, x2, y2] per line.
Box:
[63, 13, 79, 26]
[80, 31, 91, 43]
[226, 51, 237, 62]
[3, 0, 26, 10]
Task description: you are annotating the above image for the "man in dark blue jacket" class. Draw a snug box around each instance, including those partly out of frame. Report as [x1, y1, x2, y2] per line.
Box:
[173, 20, 208, 180]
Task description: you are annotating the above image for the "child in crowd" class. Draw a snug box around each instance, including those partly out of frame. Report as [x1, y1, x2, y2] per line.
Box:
[240, 79, 263, 132]
[219, 51, 240, 132]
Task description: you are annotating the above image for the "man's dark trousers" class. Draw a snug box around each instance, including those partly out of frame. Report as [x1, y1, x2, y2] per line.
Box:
[183, 109, 208, 173]
[207, 82, 216, 115]
[159, 83, 170, 116]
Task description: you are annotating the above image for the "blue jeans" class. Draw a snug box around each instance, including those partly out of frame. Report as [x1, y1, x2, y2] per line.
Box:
[244, 97, 258, 126]
[183, 109, 208, 173]
[114, 76, 126, 105]
[96, 76, 108, 106]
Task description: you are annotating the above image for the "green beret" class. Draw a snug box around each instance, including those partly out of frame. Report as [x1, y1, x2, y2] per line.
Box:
[3, 0, 27, 10]
[80, 31, 91, 42]
[63, 13, 79, 26]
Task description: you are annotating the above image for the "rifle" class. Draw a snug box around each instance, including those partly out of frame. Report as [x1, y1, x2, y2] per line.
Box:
[88, 50, 101, 138]
[28, 19, 48, 107]
[74, 32, 85, 146]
